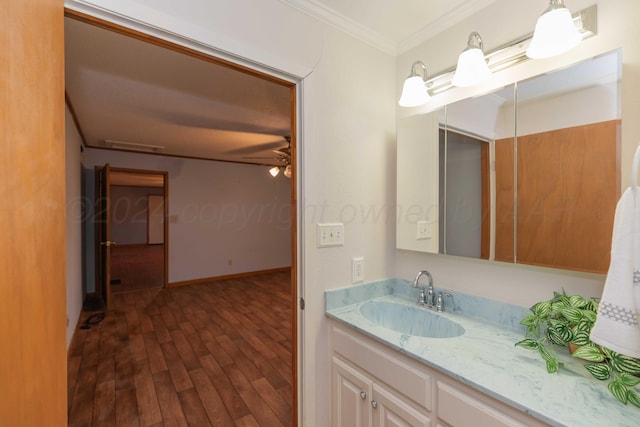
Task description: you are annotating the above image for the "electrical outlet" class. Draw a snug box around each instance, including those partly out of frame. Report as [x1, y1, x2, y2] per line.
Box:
[317, 223, 345, 247]
[352, 257, 364, 283]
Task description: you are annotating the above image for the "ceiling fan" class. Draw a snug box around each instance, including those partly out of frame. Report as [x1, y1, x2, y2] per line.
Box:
[244, 136, 292, 178]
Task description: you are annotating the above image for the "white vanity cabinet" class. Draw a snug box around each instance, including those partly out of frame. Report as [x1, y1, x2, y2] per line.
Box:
[333, 356, 431, 426]
[331, 323, 549, 427]
[332, 325, 434, 426]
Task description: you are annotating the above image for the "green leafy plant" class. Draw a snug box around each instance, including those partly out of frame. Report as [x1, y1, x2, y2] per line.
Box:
[515, 291, 640, 407]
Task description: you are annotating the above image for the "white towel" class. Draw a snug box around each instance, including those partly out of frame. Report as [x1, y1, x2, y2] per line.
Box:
[590, 188, 640, 358]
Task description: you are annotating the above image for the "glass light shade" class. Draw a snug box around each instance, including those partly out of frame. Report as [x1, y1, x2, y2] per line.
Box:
[451, 47, 491, 87]
[269, 166, 280, 177]
[526, 6, 581, 59]
[398, 75, 429, 107]
[283, 165, 292, 178]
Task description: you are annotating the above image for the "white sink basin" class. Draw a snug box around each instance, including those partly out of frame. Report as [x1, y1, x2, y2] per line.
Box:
[358, 300, 465, 338]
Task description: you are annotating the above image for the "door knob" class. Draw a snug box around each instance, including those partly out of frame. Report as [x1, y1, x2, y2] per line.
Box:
[101, 241, 116, 247]
[360, 391, 367, 399]
[371, 400, 378, 409]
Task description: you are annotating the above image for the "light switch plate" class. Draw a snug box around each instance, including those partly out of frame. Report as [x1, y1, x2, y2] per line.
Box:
[417, 221, 431, 239]
[317, 223, 345, 247]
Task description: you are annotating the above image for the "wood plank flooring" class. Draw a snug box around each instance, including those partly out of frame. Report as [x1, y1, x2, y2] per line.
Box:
[68, 270, 293, 426]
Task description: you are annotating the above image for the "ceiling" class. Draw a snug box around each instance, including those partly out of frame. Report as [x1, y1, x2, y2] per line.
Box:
[64, 1, 492, 166]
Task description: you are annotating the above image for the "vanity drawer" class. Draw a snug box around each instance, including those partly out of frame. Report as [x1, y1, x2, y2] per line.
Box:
[437, 380, 549, 427]
[332, 325, 433, 411]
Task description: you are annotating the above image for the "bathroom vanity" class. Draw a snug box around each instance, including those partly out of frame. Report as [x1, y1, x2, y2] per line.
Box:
[325, 280, 639, 426]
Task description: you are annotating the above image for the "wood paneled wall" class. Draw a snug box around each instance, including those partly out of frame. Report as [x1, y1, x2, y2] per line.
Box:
[0, 0, 67, 425]
[495, 120, 619, 273]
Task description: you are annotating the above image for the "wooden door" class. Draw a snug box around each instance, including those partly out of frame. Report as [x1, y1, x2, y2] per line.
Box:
[148, 194, 165, 244]
[95, 164, 114, 308]
[0, 0, 66, 425]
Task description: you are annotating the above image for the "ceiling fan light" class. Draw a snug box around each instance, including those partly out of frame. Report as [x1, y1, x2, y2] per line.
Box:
[526, 0, 581, 59]
[283, 165, 292, 178]
[269, 166, 281, 177]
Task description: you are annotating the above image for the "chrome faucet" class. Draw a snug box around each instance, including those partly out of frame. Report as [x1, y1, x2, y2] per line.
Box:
[412, 270, 434, 307]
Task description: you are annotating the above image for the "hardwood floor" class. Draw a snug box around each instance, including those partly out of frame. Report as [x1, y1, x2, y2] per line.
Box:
[68, 270, 293, 426]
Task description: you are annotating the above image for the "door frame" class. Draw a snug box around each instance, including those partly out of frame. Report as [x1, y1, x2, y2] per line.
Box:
[109, 167, 169, 289]
[65, 7, 302, 423]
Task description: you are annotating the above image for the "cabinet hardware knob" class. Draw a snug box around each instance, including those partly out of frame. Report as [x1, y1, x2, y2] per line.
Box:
[360, 391, 367, 399]
[371, 400, 378, 409]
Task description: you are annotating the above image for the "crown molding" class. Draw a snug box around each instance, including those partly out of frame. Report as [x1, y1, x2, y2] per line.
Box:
[397, 0, 498, 54]
[280, 0, 497, 57]
[279, 0, 396, 55]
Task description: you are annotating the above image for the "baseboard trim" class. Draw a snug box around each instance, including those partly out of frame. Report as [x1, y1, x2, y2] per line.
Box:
[168, 267, 291, 288]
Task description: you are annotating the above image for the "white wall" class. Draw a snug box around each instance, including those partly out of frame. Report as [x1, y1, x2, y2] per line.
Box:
[65, 107, 84, 348]
[395, 0, 640, 308]
[83, 148, 292, 283]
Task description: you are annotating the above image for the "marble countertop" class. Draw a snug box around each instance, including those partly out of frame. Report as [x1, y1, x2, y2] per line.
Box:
[325, 279, 640, 427]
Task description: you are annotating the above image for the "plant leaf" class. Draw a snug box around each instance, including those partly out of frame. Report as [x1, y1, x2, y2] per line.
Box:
[586, 298, 599, 312]
[572, 345, 605, 362]
[531, 301, 552, 317]
[546, 359, 559, 373]
[581, 309, 597, 323]
[584, 363, 611, 381]
[568, 295, 588, 308]
[538, 345, 556, 364]
[571, 331, 591, 346]
[619, 372, 640, 387]
[520, 315, 537, 326]
[601, 346, 616, 360]
[515, 339, 539, 350]
[627, 390, 640, 408]
[575, 318, 593, 333]
[559, 307, 583, 323]
[526, 323, 541, 338]
[610, 354, 640, 375]
[608, 381, 629, 404]
[547, 321, 573, 344]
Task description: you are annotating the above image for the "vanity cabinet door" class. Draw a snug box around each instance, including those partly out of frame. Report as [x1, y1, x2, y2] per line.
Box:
[333, 356, 373, 427]
[372, 383, 431, 427]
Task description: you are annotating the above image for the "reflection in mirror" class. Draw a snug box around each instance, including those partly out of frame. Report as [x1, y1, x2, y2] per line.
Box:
[397, 50, 621, 274]
[513, 51, 621, 273]
[440, 85, 515, 260]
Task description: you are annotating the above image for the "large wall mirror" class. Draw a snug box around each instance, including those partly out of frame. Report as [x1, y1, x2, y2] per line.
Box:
[397, 49, 621, 274]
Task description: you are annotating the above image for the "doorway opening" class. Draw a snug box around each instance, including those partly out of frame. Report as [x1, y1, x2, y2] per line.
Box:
[109, 168, 168, 294]
[66, 8, 300, 425]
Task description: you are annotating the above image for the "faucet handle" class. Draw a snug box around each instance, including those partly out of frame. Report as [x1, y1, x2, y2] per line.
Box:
[418, 288, 427, 306]
[435, 292, 453, 312]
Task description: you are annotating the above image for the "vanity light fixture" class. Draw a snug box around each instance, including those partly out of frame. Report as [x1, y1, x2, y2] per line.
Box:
[398, 61, 430, 107]
[451, 32, 492, 87]
[526, 0, 582, 59]
[403, 4, 597, 99]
